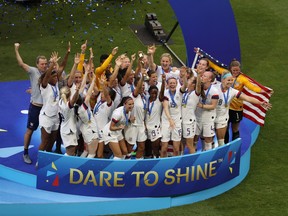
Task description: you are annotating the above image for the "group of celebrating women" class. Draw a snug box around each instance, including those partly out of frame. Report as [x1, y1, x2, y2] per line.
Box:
[15, 41, 272, 164]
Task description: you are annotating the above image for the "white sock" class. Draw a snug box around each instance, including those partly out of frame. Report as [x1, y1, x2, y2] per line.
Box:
[113, 156, 122, 160]
[87, 154, 96, 158]
[205, 142, 212, 150]
[80, 150, 88, 158]
[218, 139, 225, 147]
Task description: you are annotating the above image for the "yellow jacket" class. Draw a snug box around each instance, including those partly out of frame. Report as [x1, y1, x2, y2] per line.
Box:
[77, 53, 114, 89]
[209, 60, 262, 111]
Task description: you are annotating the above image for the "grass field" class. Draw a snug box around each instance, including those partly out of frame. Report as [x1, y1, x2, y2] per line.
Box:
[0, 0, 287, 215]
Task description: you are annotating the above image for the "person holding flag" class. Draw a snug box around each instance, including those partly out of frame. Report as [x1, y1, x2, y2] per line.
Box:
[196, 48, 273, 142]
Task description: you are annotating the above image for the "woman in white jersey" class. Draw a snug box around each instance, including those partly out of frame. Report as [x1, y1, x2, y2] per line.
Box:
[75, 73, 99, 158]
[38, 53, 61, 154]
[214, 71, 272, 146]
[147, 44, 180, 82]
[58, 83, 80, 156]
[161, 76, 186, 157]
[102, 96, 134, 160]
[124, 66, 149, 159]
[195, 71, 219, 151]
[145, 74, 165, 158]
[181, 67, 201, 154]
[93, 75, 116, 158]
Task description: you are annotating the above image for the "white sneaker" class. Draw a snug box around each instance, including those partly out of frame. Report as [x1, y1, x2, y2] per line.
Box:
[23, 154, 32, 164]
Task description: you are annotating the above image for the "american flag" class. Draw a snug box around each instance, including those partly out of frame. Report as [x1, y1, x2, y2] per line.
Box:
[241, 73, 273, 126]
[195, 48, 273, 126]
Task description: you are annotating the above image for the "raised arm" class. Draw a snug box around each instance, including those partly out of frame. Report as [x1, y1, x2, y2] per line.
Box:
[57, 41, 71, 77]
[67, 53, 80, 87]
[195, 64, 203, 95]
[95, 46, 118, 75]
[133, 70, 144, 97]
[120, 53, 136, 86]
[159, 74, 166, 101]
[77, 40, 87, 73]
[70, 83, 80, 106]
[50, 51, 62, 80]
[41, 53, 59, 88]
[79, 67, 89, 94]
[99, 74, 112, 105]
[14, 43, 30, 72]
[147, 44, 157, 71]
[84, 73, 96, 104]
[108, 54, 122, 87]
[180, 70, 188, 93]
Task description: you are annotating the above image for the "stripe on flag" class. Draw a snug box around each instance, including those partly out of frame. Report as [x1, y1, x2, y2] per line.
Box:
[241, 73, 273, 126]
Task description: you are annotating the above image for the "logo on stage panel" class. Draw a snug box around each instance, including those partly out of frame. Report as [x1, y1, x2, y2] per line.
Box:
[45, 162, 60, 187]
[37, 140, 241, 198]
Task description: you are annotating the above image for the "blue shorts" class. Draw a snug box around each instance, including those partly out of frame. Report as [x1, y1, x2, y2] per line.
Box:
[27, 103, 42, 131]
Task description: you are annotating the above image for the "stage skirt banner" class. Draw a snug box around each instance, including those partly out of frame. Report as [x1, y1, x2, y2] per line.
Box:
[37, 140, 241, 198]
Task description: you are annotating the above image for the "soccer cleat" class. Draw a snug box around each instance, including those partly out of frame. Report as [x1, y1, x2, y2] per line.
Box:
[23, 154, 32, 164]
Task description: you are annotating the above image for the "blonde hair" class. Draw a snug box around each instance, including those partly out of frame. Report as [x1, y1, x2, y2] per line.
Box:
[160, 53, 173, 65]
[60, 86, 70, 104]
[221, 70, 233, 81]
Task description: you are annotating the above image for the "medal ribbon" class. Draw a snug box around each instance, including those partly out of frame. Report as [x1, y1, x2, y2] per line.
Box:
[51, 85, 58, 101]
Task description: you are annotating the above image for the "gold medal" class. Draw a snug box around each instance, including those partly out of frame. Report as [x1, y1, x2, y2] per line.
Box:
[88, 120, 91, 124]
[225, 104, 228, 108]
[182, 104, 186, 108]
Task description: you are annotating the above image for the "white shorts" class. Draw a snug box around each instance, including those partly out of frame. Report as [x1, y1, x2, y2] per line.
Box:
[61, 132, 78, 148]
[39, 113, 59, 133]
[125, 124, 147, 145]
[196, 121, 215, 137]
[147, 125, 161, 142]
[80, 125, 98, 144]
[161, 122, 182, 142]
[97, 129, 104, 143]
[215, 121, 228, 129]
[215, 114, 229, 129]
[182, 121, 196, 139]
[103, 130, 124, 145]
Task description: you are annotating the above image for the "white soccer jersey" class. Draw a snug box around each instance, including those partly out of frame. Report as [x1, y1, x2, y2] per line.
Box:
[77, 102, 98, 142]
[40, 83, 59, 117]
[69, 83, 77, 100]
[155, 65, 180, 83]
[120, 82, 135, 98]
[130, 93, 146, 126]
[144, 82, 162, 97]
[77, 103, 97, 129]
[58, 99, 77, 134]
[195, 84, 219, 122]
[181, 90, 199, 124]
[162, 89, 183, 123]
[93, 99, 114, 129]
[145, 97, 162, 130]
[113, 86, 122, 109]
[213, 83, 241, 122]
[104, 106, 131, 138]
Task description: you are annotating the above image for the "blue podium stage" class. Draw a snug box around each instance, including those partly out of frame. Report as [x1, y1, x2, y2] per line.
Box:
[0, 1, 259, 215]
